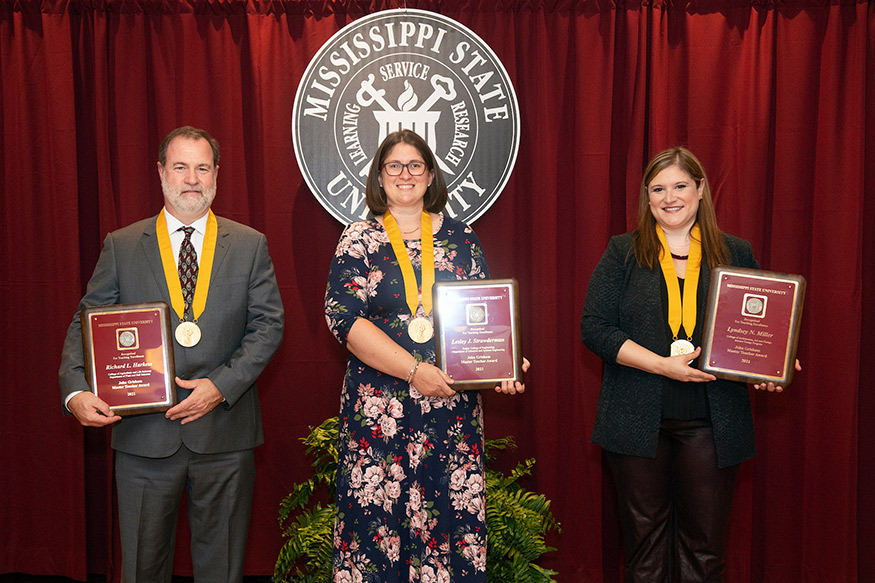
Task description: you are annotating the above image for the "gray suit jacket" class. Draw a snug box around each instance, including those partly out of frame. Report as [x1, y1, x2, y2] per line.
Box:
[580, 231, 759, 468]
[59, 213, 284, 457]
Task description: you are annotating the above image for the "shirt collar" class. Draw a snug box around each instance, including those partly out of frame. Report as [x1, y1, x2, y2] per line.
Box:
[163, 207, 210, 235]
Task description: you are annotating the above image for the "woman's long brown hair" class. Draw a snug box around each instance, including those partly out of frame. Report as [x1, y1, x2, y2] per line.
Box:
[632, 147, 729, 270]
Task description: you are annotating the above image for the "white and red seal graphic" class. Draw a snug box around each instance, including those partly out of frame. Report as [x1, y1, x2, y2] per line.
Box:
[292, 9, 520, 225]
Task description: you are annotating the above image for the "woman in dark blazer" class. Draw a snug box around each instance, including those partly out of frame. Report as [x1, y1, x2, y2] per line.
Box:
[580, 147, 797, 582]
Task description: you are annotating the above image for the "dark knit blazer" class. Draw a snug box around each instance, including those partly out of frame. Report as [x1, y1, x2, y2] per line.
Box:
[580, 231, 759, 468]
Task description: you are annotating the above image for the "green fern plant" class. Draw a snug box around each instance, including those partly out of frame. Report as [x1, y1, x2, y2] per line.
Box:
[483, 436, 560, 582]
[275, 417, 339, 583]
[275, 416, 560, 583]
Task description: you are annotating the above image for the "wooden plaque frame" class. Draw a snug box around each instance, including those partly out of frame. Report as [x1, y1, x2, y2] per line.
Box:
[700, 266, 806, 386]
[80, 302, 177, 416]
[433, 278, 523, 391]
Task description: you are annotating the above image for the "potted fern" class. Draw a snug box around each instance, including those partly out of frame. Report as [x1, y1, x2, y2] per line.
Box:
[275, 416, 560, 582]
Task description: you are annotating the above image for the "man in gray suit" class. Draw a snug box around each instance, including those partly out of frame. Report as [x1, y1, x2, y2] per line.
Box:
[59, 126, 284, 582]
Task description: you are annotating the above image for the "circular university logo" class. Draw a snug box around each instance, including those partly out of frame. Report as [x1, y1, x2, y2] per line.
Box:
[117, 329, 137, 349]
[744, 295, 766, 317]
[292, 9, 520, 225]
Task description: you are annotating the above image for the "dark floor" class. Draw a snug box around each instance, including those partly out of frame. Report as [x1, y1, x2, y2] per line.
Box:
[0, 576, 272, 583]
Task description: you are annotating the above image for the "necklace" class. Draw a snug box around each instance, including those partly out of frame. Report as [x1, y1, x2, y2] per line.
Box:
[664, 230, 691, 261]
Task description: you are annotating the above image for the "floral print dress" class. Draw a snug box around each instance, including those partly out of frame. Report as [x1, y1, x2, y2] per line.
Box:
[325, 215, 489, 583]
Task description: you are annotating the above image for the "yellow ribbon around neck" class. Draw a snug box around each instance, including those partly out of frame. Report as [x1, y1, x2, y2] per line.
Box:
[156, 209, 218, 322]
[656, 223, 702, 341]
[383, 211, 434, 317]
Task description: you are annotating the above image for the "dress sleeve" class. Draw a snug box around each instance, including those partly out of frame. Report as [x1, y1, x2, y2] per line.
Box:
[579, 236, 632, 364]
[463, 224, 490, 280]
[324, 222, 376, 346]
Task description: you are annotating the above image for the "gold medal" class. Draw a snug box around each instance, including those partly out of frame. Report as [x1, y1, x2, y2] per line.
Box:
[408, 317, 434, 343]
[175, 321, 201, 347]
[670, 339, 695, 357]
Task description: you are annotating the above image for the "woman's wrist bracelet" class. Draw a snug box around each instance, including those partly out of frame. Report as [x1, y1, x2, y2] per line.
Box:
[405, 359, 420, 384]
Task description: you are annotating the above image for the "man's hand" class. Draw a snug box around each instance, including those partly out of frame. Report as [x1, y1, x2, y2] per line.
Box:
[165, 377, 225, 425]
[68, 392, 122, 427]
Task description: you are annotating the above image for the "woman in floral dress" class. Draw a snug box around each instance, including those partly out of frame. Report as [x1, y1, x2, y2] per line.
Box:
[324, 130, 526, 583]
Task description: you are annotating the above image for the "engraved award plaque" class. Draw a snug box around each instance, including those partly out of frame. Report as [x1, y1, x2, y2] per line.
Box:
[80, 302, 177, 416]
[433, 278, 523, 391]
[700, 267, 806, 386]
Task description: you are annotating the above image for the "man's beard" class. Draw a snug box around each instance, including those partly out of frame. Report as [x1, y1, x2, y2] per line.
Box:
[162, 176, 216, 217]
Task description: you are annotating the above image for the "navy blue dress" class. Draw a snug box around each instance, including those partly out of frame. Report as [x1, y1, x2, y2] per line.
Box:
[325, 215, 489, 582]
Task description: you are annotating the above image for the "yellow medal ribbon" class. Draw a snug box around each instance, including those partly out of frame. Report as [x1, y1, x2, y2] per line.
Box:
[156, 209, 218, 322]
[656, 223, 702, 342]
[383, 211, 434, 317]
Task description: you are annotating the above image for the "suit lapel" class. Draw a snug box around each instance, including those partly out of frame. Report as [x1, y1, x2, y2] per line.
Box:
[210, 216, 231, 279]
[141, 214, 174, 307]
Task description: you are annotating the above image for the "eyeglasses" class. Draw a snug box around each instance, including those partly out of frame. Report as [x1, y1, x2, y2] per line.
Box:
[381, 161, 429, 176]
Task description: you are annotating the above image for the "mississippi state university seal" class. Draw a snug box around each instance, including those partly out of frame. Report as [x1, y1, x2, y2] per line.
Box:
[292, 9, 520, 225]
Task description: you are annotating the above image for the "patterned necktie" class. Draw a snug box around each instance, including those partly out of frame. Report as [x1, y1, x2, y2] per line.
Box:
[178, 226, 198, 318]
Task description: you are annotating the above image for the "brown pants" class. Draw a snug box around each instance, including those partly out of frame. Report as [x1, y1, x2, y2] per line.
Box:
[606, 419, 738, 583]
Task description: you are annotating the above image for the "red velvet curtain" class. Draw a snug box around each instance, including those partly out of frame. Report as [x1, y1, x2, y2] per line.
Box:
[1, 0, 871, 581]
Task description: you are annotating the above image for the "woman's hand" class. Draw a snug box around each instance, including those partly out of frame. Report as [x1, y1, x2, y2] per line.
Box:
[753, 359, 801, 393]
[617, 340, 714, 382]
[494, 357, 530, 394]
[411, 362, 457, 398]
[659, 347, 717, 383]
